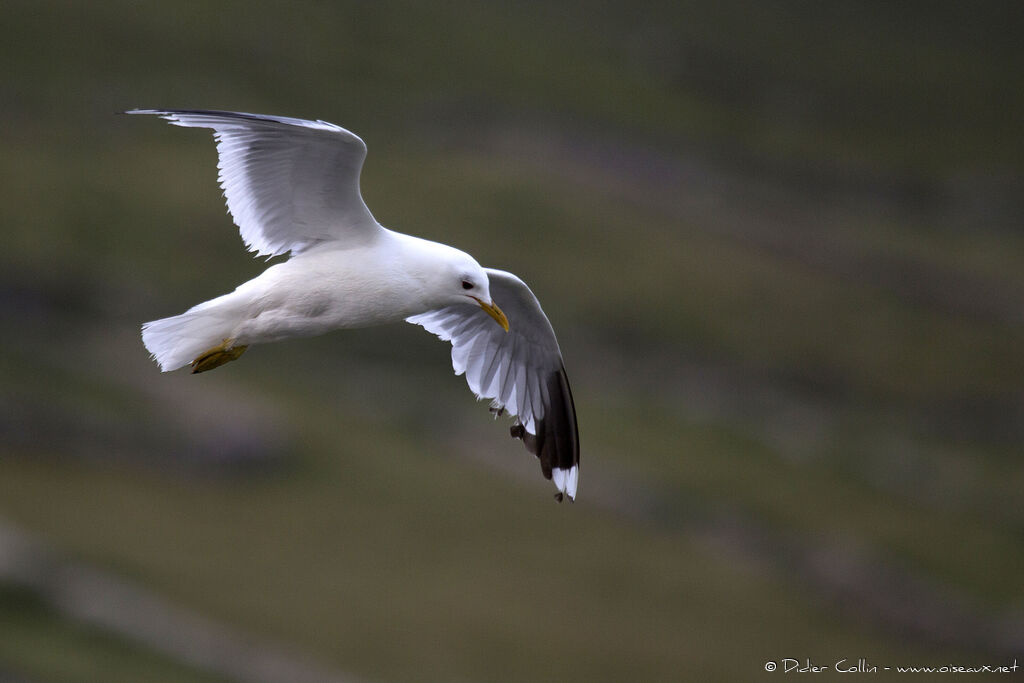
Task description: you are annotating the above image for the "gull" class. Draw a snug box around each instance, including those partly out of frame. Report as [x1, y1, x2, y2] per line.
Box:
[126, 109, 579, 501]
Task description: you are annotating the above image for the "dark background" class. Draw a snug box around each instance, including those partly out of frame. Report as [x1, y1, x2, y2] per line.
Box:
[1, 1, 1022, 680]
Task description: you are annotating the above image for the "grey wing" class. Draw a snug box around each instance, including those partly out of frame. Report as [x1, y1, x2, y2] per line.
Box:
[126, 109, 381, 257]
[407, 269, 580, 501]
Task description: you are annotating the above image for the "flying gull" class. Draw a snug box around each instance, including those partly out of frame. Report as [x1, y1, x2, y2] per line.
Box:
[126, 109, 579, 501]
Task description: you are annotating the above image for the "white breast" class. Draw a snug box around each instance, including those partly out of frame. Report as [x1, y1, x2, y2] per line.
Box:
[230, 231, 443, 345]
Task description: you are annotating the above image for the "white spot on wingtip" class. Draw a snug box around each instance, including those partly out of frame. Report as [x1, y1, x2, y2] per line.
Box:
[553, 466, 578, 501]
[566, 465, 578, 500]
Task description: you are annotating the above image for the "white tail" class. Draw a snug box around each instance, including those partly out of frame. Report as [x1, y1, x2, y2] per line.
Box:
[141, 296, 241, 372]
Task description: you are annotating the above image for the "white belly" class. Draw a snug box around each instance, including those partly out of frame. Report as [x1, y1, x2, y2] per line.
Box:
[228, 244, 423, 345]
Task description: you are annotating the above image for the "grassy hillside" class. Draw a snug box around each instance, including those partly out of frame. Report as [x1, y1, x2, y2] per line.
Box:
[2, 1, 1022, 680]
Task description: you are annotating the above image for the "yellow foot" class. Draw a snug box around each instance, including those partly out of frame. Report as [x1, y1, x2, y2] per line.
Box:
[191, 339, 248, 374]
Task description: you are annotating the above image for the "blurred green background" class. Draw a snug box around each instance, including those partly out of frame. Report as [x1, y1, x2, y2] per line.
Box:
[2, 1, 1023, 680]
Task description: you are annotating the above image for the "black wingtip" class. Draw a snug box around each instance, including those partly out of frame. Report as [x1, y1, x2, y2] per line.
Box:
[509, 364, 579, 498]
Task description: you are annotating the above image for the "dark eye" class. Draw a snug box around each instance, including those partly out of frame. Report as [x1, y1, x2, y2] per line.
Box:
[461, 280, 474, 290]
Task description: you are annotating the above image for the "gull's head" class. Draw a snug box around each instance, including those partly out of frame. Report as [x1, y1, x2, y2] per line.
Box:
[433, 250, 509, 332]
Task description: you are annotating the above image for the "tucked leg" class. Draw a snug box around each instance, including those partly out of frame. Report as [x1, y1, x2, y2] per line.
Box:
[191, 339, 248, 373]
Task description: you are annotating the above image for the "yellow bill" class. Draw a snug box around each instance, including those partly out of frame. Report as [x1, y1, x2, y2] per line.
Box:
[474, 297, 510, 332]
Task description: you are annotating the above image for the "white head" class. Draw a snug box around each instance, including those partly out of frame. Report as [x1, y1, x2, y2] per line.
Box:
[420, 243, 509, 331]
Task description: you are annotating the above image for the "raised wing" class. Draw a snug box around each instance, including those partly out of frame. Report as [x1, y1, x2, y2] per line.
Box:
[407, 269, 580, 501]
[126, 109, 381, 257]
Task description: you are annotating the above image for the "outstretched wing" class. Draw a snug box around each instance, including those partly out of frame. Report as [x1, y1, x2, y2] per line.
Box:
[126, 109, 381, 257]
[407, 269, 580, 501]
